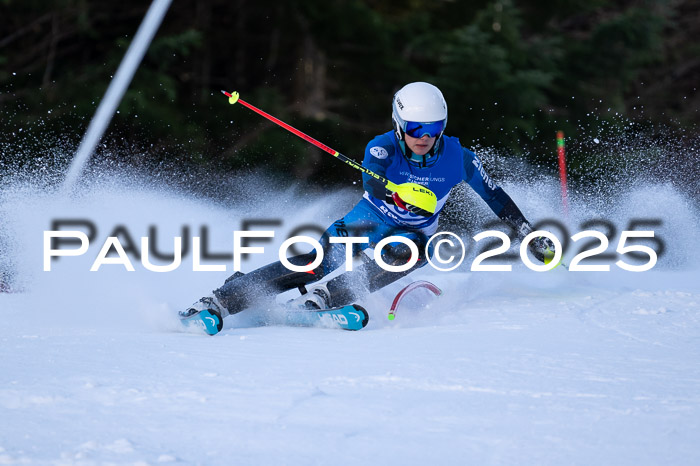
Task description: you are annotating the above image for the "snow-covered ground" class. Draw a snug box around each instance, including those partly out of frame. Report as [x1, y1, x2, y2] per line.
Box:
[1, 177, 699, 465]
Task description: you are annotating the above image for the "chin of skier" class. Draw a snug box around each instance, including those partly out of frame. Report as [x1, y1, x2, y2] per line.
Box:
[180, 82, 555, 325]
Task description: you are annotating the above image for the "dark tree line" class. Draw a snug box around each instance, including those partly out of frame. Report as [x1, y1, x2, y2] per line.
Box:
[1, 0, 698, 186]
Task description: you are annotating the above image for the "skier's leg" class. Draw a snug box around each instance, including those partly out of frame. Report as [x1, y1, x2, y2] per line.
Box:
[181, 252, 325, 323]
[325, 229, 432, 307]
[184, 199, 391, 320]
[212, 200, 385, 314]
[212, 252, 326, 315]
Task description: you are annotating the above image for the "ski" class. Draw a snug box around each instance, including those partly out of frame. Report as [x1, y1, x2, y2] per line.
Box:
[179, 309, 224, 336]
[180, 304, 369, 335]
[284, 304, 369, 331]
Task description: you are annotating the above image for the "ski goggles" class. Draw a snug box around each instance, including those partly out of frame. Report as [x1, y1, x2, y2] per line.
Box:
[403, 120, 446, 139]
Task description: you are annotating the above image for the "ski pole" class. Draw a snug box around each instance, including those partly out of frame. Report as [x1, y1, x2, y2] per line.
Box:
[221, 90, 438, 215]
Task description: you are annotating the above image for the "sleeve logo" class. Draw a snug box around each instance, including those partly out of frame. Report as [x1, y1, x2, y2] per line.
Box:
[370, 146, 389, 159]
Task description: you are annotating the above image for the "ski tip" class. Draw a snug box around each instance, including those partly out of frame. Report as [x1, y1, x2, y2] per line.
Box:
[180, 309, 223, 336]
[352, 304, 370, 329]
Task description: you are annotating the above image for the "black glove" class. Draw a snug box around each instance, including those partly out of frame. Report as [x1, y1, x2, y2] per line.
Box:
[518, 222, 557, 264]
[529, 235, 556, 263]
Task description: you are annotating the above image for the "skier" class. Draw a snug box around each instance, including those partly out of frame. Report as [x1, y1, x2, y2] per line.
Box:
[180, 82, 554, 327]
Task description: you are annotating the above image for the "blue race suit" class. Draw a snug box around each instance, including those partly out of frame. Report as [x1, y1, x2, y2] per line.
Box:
[214, 131, 528, 312]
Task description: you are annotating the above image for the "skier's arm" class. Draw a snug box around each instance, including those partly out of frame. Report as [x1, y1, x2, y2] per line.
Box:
[362, 141, 394, 199]
[462, 148, 555, 262]
[462, 148, 529, 233]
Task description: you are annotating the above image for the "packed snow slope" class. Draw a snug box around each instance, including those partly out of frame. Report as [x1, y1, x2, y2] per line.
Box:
[1, 172, 699, 465]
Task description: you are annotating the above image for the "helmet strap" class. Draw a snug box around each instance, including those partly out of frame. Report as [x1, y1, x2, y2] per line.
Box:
[398, 139, 407, 156]
[394, 127, 407, 156]
[393, 118, 407, 155]
[429, 137, 441, 157]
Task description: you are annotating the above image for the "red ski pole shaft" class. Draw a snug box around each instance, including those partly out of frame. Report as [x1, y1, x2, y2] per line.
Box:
[221, 90, 397, 191]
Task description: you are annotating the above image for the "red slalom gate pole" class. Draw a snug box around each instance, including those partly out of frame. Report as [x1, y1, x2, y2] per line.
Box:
[557, 131, 569, 216]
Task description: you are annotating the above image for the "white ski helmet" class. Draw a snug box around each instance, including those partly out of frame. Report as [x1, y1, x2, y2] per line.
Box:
[392, 82, 448, 159]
